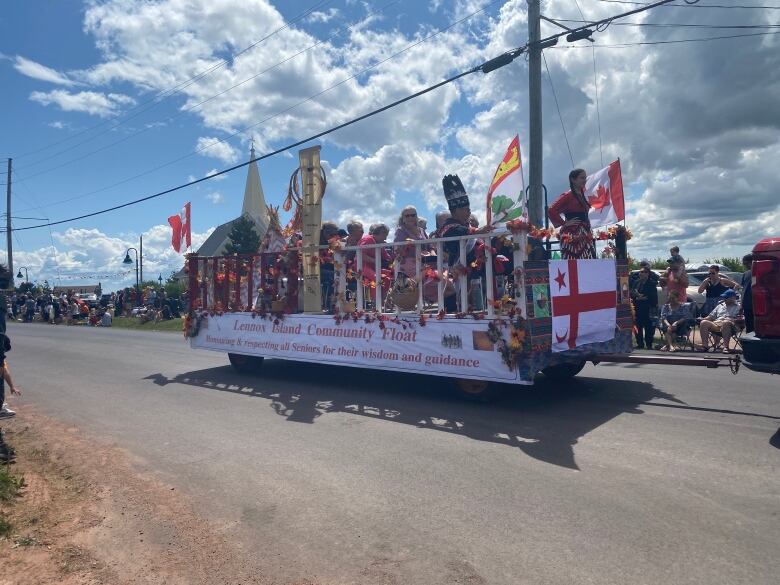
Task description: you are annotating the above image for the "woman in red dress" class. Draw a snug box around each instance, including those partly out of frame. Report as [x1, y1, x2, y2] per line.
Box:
[547, 168, 596, 259]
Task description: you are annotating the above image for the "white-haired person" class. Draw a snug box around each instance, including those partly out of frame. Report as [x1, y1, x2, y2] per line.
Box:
[393, 205, 430, 277]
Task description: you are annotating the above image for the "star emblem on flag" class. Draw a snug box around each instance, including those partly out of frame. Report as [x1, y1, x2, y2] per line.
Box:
[554, 268, 567, 291]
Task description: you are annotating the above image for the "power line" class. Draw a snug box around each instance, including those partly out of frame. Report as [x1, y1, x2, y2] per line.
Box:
[572, 0, 605, 166]
[4, 0, 693, 233]
[552, 29, 780, 46]
[553, 18, 780, 28]
[15, 0, 403, 179]
[594, 0, 780, 8]
[12, 0, 336, 162]
[15, 0, 497, 214]
[543, 53, 575, 167]
[5, 68, 488, 233]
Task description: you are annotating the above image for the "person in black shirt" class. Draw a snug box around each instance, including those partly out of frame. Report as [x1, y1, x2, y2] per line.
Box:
[698, 264, 737, 316]
[631, 265, 659, 349]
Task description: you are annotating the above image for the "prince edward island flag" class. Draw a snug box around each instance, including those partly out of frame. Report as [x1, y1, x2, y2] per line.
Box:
[548, 259, 617, 352]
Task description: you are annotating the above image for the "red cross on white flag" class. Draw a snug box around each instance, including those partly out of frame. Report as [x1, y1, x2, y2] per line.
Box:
[549, 259, 617, 352]
[168, 202, 191, 253]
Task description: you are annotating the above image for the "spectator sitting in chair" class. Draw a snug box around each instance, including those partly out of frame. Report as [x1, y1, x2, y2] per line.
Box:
[659, 290, 691, 352]
[697, 289, 740, 353]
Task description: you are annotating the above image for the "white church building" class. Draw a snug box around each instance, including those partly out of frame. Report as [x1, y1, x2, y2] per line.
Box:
[195, 145, 269, 257]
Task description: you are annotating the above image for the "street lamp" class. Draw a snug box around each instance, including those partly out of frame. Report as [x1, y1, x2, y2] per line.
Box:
[123, 247, 140, 305]
[16, 266, 29, 283]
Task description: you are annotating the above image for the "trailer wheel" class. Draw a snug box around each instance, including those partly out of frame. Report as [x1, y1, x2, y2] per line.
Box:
[542, 361, 586, 380]
[228, 353, 265, 374]
[453, 379, 504, 402]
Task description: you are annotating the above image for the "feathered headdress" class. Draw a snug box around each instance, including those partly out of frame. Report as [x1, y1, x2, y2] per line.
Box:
[442, 174, 470, 211]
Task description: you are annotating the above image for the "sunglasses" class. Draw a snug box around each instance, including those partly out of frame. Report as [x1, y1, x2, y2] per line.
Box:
[404, 213, 417, 218]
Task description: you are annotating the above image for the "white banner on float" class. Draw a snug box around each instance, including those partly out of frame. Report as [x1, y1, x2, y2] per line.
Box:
[190, 313, 525, 384]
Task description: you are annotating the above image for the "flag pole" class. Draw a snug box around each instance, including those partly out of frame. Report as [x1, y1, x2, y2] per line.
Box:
[617, 157, 627, 231]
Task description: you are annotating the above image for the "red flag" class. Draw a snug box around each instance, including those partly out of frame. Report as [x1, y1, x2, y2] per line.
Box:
[168, 202, 191, 253]
[586, 160, 624, 229]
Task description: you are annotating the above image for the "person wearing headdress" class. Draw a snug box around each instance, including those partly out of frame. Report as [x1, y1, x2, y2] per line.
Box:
[438, 175, 491, 311]
[439, 175, 478, 264]
[547, 168, 597, 259]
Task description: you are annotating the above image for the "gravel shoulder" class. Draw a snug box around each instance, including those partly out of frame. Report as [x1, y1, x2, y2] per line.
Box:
[0, 410, 284, 585]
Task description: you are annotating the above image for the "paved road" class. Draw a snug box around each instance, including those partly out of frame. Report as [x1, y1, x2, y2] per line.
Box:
[7, 323, 780, 585]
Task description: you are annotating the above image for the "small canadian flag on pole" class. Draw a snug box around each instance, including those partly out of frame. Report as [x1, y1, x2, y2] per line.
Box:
[168, 202, 191, 253]
[586, 159, 625, 229]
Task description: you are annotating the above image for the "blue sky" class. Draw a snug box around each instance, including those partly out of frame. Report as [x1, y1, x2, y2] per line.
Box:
[1, 0, 779, 291]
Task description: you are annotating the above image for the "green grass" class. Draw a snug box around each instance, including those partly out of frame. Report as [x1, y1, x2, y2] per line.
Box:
[9, 316, 184, 333]
[105, 316, 184, 333]
[0, 516, 12, 538]
[0, 467, 24, 502]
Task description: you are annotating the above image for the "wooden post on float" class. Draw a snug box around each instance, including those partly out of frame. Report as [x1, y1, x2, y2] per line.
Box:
[300, 146, 324, 313]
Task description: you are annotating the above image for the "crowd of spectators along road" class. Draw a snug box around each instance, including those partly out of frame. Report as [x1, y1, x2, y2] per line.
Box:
[6, 286, 183, 327]
[629, 246, 753, 354]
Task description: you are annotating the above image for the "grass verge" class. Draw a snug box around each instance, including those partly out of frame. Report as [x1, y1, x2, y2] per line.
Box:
[100, 316, 183, 333]
[0, 466, 25, 502]
[8, 316, 184, 334]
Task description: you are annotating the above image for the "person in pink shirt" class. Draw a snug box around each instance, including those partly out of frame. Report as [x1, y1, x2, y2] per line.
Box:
[393, 206, 430, 277]
[358, 223, 393, 290]
[660, 256, 689, 303]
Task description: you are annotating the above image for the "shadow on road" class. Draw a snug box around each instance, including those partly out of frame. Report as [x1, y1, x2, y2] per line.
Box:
[144, 361, 692, 471]
[771, 428, 780, 450]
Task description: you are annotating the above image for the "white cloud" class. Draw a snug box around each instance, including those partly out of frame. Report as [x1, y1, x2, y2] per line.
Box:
[2, 224, 215, 290]
[31, 0, 778, 259]
[204, 168, 227, 180]
[196, 137, 241, 163]
[13, 55, 76, 86]
[29, 89, 135, 118]
[205, 191, 225, 204]
[305, 8, 339, 24]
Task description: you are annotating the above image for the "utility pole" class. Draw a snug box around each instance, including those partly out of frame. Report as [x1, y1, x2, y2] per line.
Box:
[527, 0, 544, 228]
[6, 158, 13, 287]
[139, 234, 144, 286]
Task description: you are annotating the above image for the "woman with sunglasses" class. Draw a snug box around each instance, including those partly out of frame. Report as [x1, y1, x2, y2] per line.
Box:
[393, 205, 429, 277]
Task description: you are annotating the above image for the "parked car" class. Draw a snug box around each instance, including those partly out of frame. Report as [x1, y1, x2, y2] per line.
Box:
[99, 293, 112, 308]
[685, 263, 729, 273]
[76, 293, 99, 308]
[741, 237, 780, 374]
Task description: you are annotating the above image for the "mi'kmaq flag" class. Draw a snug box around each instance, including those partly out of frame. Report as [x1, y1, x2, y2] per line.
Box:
[487, 135, 526, 227]
[168, 202, 191, 253]
[585, 160, 625, 229]
[549, 258, 617, 352]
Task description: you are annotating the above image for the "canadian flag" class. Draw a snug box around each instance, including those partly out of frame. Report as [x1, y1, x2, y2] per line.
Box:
[168, 202, 191, 253]
[549, 259, 617, 352]
[586, 160, 625, 229]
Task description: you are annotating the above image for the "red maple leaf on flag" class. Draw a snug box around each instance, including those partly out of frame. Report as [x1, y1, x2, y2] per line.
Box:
[588, 183, 610, 210]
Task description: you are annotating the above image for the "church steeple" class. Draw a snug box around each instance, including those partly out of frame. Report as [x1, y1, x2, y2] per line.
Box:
[241, 144, 268, 235]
